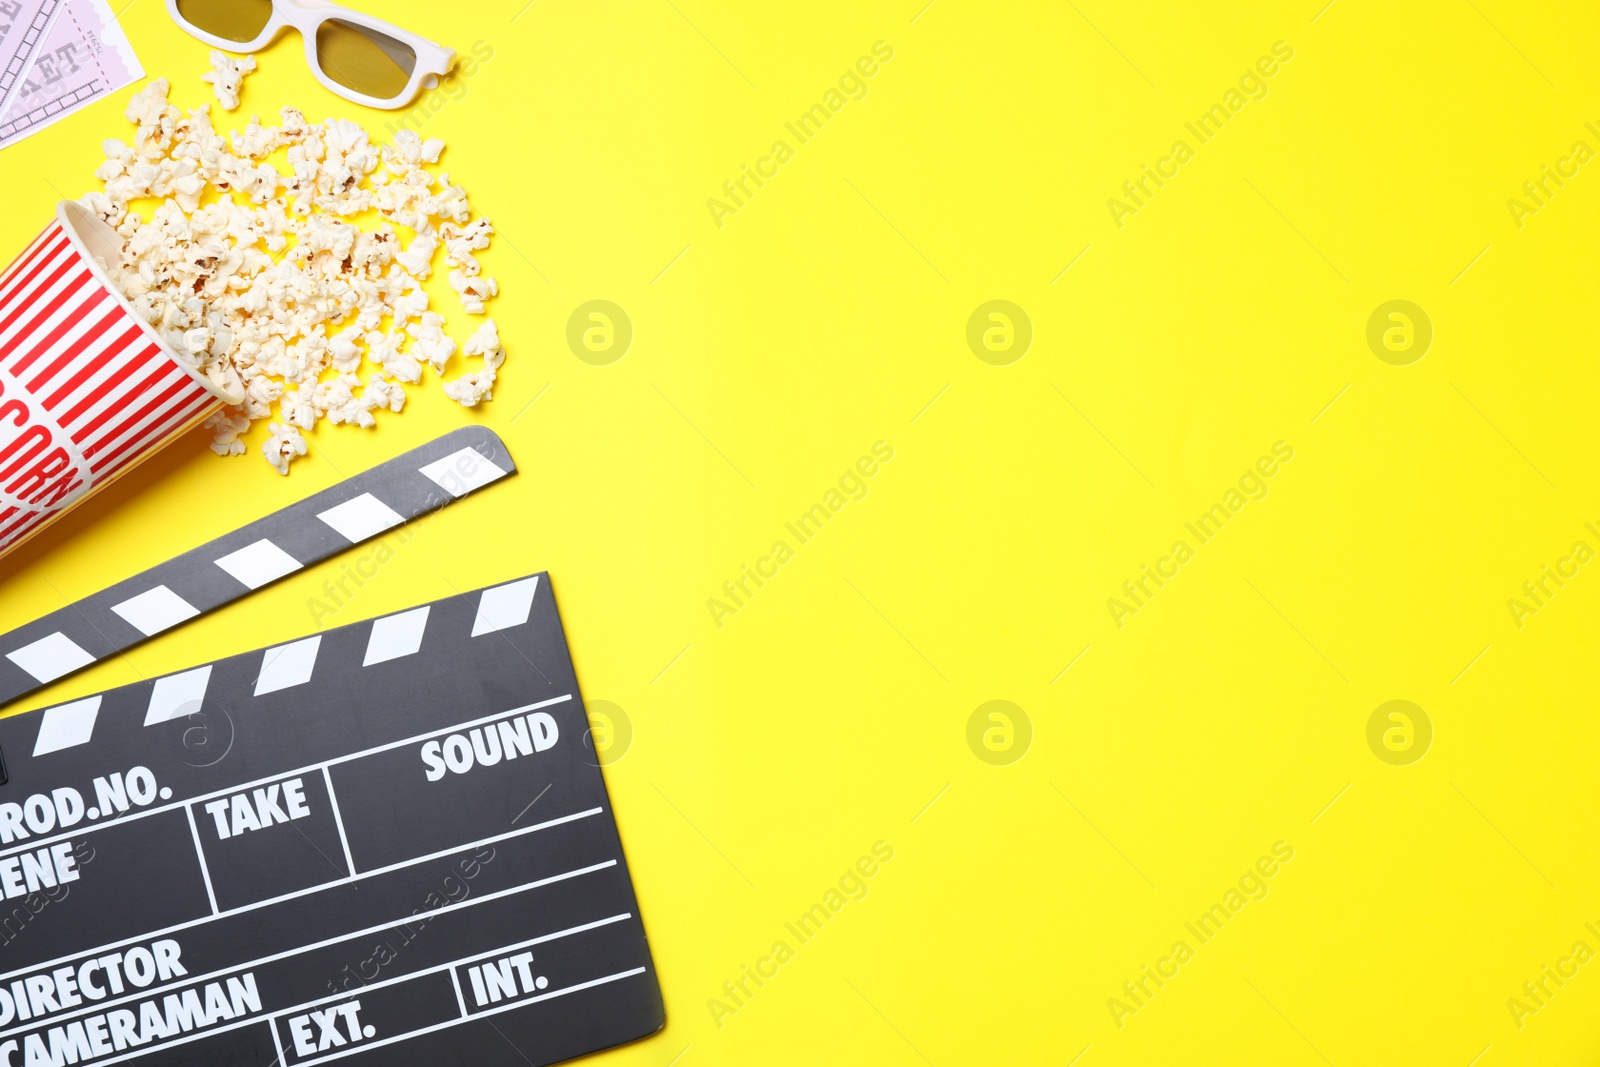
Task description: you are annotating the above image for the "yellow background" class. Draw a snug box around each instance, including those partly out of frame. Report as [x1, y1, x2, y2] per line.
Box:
[2, 0, 1599, 1063]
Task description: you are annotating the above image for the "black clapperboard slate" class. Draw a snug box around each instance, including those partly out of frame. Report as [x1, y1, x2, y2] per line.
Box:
[0, 574, 664, 1065]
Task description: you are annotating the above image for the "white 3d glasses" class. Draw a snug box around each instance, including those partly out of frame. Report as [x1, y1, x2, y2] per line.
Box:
[166, 0, 455, 110]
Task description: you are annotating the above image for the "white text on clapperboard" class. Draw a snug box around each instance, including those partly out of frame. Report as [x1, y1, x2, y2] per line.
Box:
[0, 938, 262, 1066]
[0, 769, 165, 901]
[0, 708, 567, 1064]
[419, 712, 559, 781]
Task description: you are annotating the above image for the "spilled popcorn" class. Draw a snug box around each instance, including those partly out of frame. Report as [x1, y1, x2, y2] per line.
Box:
[201, 52, 254, 111]
[79, 78, 506, 475]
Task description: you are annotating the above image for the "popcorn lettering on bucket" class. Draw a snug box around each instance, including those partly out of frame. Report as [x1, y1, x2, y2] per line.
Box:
[78, 78, 503, 475]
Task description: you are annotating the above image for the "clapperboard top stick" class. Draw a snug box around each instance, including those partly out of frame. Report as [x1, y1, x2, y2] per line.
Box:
[0, 572, 664, 1065]
[0, 426, 516, 712]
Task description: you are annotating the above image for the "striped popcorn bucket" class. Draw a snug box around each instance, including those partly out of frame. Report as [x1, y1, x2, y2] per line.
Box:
[0, 201, 242, 562]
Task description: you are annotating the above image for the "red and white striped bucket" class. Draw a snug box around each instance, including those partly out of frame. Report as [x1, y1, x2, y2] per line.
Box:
[0, 201, 242, 562]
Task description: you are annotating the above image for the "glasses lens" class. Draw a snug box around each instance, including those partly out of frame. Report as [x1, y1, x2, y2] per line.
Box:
[315, 18, 417, 101]
[174, 0, 272, 43]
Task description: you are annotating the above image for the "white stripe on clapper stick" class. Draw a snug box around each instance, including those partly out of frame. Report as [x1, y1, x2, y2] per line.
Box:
[364, 607, 431, 666]
[255, 636, 322, 696]
[110, 585, 201, 637]
[419, 447, 509, 496]
[8, 632, 95, 684]
[143, 666, 214, 727]
[32, 696, 101, 756]
[472, 577, 540, 636]
[214, 539, 302, 590]
[317, 493, 406, 543]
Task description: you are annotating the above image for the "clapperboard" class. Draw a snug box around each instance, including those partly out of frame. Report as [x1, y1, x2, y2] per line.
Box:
[0, 570, 664, 1057]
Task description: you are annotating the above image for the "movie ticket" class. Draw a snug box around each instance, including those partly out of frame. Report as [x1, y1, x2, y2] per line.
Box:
[0, 0, 61, 116]
[0, 0, 140, 151]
